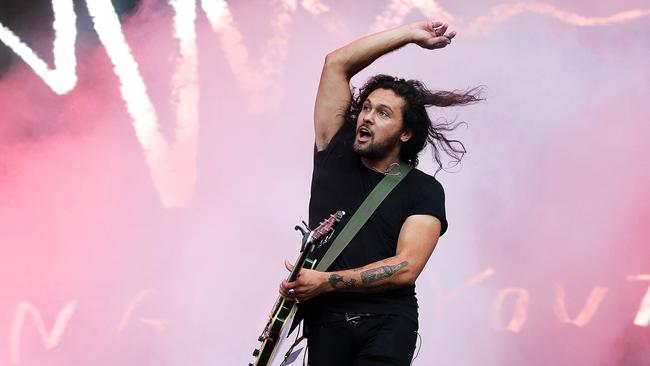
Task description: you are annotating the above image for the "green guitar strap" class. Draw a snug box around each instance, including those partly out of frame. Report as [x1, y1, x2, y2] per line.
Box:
[315, 163, 412, 272]
[288, 163, 413, 337]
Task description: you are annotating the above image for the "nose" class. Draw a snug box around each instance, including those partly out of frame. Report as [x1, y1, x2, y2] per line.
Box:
[362, 109, 376, 125]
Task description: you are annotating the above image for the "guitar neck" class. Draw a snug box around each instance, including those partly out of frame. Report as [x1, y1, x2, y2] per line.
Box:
[249, 211, 344, 366]
[287, 240, 314, 282]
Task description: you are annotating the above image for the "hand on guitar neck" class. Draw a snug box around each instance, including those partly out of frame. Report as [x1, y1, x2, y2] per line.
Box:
[279, 260, 330, 302]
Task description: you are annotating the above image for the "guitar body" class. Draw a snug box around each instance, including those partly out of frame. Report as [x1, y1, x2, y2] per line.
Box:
[253, 257, 316, 366]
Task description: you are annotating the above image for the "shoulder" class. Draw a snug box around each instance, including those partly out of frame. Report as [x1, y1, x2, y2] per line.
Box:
[313, 121, 355, 165]
[408, 168, 445, 197]
[405, 168, 448, 236]
[319, 120, 355, 151]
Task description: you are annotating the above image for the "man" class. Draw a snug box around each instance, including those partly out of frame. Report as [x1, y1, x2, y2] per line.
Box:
[279, 21, 482, 365]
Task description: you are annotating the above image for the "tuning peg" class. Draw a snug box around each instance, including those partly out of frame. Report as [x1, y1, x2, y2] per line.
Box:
[258, 335, 265, 342]
[252, 349, 260, 357]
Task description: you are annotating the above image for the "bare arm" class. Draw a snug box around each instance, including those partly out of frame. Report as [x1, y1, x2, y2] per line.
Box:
[280, 214, 442, 300]
[314, 21, 456, 151]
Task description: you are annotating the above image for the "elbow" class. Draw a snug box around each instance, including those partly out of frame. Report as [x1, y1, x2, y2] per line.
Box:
[393, 257, 419, 286]
[324, 53, 351, 77]
[399, 269, 418, 286]
[405, 275, 417, 287]
[324, 51, 341, 66]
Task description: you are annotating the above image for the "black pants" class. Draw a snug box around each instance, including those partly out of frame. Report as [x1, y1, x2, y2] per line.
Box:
[306, 313, 418, 366]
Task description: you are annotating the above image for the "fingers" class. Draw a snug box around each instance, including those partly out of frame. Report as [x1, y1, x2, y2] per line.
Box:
[279, 281, 288, 296]
[280, 280, 303, 301]
[430, 20, 443, 29]
[437, 29, 456, 48]
[429, 22, 456, 48]
[284, 259, 295, 272]
[279, 280, 296, 299]
[278, 268, 321, 303]
[279, 280, 312, 303]
[435, 23, 448, 36]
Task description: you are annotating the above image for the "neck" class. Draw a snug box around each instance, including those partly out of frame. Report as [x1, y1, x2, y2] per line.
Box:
[361, 154, 401, 174]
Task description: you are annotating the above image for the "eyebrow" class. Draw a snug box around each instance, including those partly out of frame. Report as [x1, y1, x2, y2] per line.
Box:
[364, 99, 394, 113]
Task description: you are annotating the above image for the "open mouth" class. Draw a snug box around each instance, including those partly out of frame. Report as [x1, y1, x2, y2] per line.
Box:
[357, 126, 372, 142]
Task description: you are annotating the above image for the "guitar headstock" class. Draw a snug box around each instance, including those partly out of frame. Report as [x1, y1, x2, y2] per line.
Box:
[310, 210, 345, 245]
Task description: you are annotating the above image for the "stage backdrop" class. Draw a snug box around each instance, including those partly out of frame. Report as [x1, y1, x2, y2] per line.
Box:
[1, 1, 649, 365]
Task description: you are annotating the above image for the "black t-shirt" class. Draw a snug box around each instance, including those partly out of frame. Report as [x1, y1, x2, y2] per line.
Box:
[305, 122, 448, 320]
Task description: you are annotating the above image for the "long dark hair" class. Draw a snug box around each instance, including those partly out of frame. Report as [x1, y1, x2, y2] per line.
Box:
[346, 74, 484, 173]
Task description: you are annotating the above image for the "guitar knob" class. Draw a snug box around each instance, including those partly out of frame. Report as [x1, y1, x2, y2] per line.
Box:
[258, 335, 265, 342]
[252, 349, 260, 357]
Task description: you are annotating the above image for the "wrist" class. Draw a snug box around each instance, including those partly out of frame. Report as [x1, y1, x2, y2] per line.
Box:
[401, 23, 419, 43]
[323, 272, 336, 293]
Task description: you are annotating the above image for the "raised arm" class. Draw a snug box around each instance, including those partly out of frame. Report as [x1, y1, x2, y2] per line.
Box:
[314, 21, 456, 151]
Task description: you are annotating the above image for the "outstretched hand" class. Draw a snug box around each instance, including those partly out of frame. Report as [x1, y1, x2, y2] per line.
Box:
[410, 21, 456, 49]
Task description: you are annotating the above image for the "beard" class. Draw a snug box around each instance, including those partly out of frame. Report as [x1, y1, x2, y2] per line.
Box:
[352, 128, 402, 161]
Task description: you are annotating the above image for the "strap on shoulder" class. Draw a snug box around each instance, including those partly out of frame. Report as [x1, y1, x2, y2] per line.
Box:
[315, 163, 412, 272]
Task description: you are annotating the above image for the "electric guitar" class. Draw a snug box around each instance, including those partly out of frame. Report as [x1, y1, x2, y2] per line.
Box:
[248, 210, 345, 366]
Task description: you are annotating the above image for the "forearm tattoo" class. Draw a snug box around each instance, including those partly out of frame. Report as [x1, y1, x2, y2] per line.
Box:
[360, 261, 408, 284]
[328, 274, 343, 288]
[328, 274, 357, 289]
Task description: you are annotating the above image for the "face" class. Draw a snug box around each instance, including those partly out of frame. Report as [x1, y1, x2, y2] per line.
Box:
[353, 88, 412, 160]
